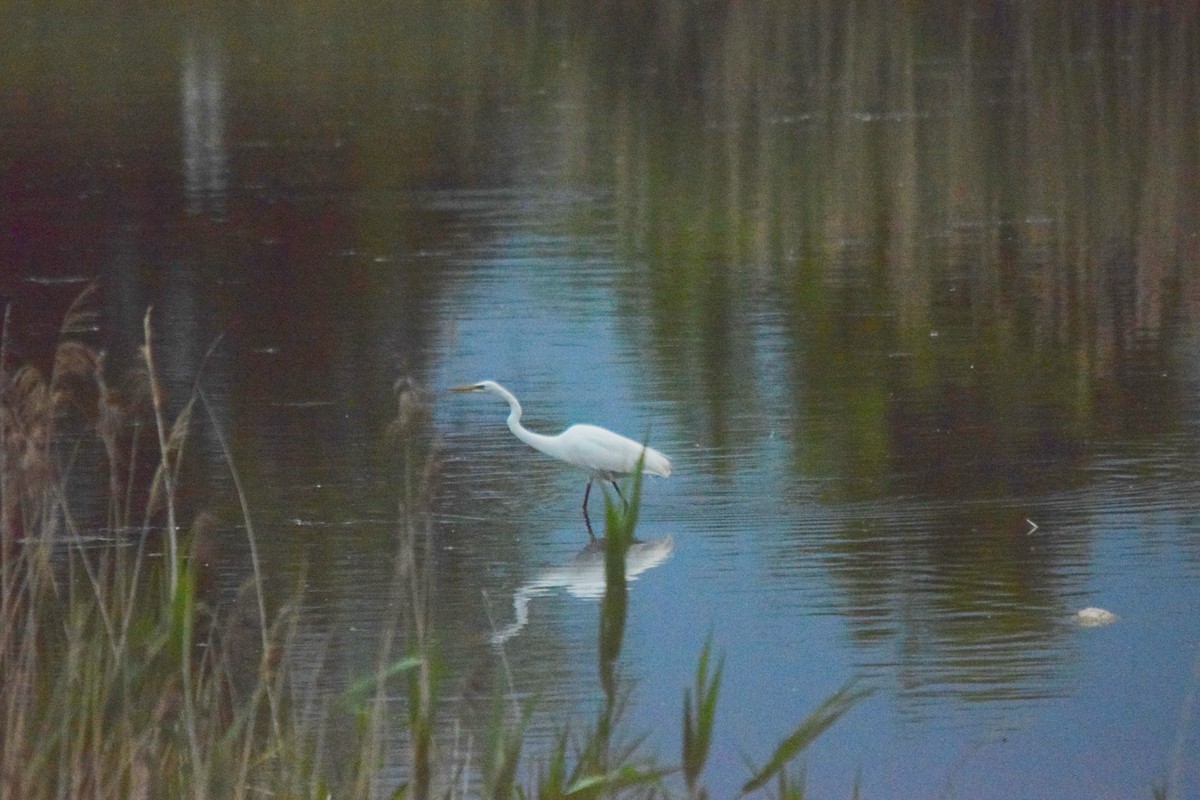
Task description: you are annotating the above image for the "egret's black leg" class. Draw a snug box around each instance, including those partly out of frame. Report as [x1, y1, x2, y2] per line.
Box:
[610, 480, 628, 509]
[582, 479, 596, 540]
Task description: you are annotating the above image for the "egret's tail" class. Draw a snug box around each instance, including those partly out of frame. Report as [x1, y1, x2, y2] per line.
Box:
[642, 446, 672, 478]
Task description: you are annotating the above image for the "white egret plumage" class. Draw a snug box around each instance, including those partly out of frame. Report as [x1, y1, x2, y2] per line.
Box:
[451, 380, 671, 536]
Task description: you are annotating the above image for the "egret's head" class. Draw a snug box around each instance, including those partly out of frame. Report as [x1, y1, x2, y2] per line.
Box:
[451, 381, 522, 413]
[450, 381, 494, 394]
[451, 381, 511, 401]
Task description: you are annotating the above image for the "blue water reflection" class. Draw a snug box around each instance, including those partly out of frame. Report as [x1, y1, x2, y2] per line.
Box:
[3, 5, 1198, 797]
[428, 181, 1200, 799]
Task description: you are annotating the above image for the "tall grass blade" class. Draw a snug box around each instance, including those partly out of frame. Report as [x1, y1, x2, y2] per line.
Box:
[774, 766, 806, 800]
[340, 656, 424, 712]
[682, 635, 723, 797]
[739, 680, 869, 795]
[597, 514, 629, 702]
[598, 447, 646, 696]
[141, 306, 179, 597]
[563, 763, 671, 797]
[483, 692, 535, 800]
[537, 729, 572, 800]
[57, 281, 99, 337]
[406, 654, 435, 800]
[594, 451, 644, 773]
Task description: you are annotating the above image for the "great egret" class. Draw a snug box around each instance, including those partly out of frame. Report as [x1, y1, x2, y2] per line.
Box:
[451, 380, 671, 536]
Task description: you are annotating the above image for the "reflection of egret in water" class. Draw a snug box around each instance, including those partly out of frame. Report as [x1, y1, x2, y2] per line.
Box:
[490, 535, 675, 645]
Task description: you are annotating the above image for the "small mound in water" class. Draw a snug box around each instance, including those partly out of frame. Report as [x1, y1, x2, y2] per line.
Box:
[1074, 607, 1118, 627]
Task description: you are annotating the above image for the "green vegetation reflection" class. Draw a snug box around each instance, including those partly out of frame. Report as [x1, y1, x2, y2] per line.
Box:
[1, 293, 866, 799]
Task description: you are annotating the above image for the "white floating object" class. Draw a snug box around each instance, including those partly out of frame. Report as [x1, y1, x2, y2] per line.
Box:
[1075, 607, 1118, 627]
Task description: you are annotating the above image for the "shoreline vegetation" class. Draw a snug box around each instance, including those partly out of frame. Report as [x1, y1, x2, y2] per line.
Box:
[1, 289, 865, 799]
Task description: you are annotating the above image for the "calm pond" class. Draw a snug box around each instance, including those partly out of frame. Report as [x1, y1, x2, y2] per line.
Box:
[3, 4, 1199, 798]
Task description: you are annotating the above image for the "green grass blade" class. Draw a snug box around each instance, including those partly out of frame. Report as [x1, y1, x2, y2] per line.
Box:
[484, 694, 535, 800]
[564, 764, 671, 798]
[537, 728, 571, 800]
[739, 680, 869, 796]
[682, 635, 723, 792]
[340, 656, 423, 710]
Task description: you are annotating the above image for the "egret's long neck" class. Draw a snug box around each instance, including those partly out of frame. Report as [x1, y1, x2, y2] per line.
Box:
[495, 386, 557, 454]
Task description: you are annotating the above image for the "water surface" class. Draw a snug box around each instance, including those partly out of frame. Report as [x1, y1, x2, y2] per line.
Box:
[2, 4, 1199, 798]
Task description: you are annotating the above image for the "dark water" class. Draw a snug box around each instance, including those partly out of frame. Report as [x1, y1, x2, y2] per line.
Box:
[3, 4, 1200, 798]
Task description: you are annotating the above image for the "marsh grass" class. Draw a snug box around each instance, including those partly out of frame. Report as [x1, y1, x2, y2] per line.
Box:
[1, 292, 865, 799]
[0, 290, 309, 800]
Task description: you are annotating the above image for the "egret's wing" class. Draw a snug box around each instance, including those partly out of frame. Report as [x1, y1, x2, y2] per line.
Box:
[558, 424, 671, 477]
